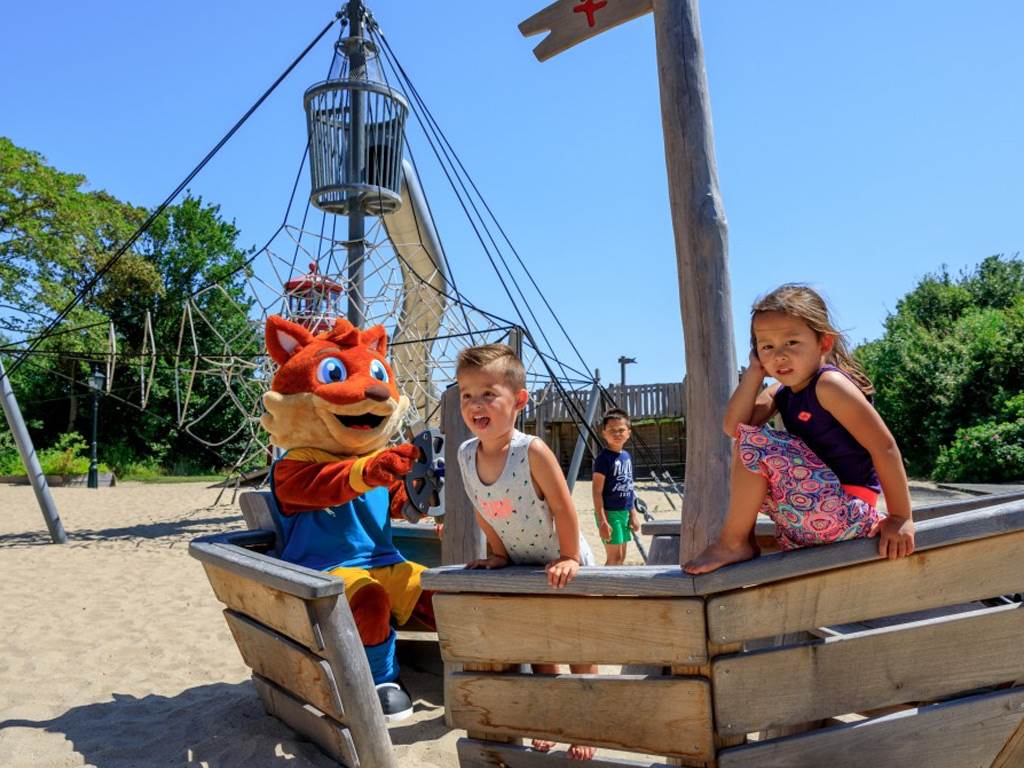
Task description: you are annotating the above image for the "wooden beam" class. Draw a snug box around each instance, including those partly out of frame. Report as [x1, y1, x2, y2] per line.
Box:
[518, 0, 653, 62]
[717, 687, 1024, 768]
[422, 564, 697, 596]
[446, 671, 714, 760]
[434, 594, 707, 666]
[691, 499, 1024, 595]
[650, 0, 737, 564]
[252, 675, 360, 767]
[441, 384, 486, 565]
[992, 710, 1024, 768]
[707, 528, 1024, 644]
[190, 535, 346, 600]
[713, 603, 1024, 736]
[202, 562, 321, 650]
[224, 610, 345, 721]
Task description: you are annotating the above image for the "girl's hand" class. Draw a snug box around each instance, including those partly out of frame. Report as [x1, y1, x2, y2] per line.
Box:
[545, 555, 580, 588]
[744, 350, 766, 380]
[869, 515, 915, 559]
[598, 519, 612, 541]
[466, 554, 509, 570]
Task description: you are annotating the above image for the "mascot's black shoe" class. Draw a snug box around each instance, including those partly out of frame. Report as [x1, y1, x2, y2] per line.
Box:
[375, 680, 413, 722]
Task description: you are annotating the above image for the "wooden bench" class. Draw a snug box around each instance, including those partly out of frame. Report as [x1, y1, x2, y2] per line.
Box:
[189, 490, 440, 768]
[423, 498, 1024, 767]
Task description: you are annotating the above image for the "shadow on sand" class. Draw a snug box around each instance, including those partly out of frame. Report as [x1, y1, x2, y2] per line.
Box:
[1, 673, 450, 767]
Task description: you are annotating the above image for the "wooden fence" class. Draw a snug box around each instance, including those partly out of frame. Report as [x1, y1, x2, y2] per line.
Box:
[423, 498, 1024, 767]
[528, 382, 685, 423]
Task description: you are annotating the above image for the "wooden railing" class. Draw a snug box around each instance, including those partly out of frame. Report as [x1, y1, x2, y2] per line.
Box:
[527, 381, 685, 423]
[423, 499, 1024, 767]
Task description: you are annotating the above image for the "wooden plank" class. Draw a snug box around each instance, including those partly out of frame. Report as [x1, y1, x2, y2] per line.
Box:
[992, 710, 1024, 768]
[693, 499, 1024, 595]
[203, 562, 321, 649]
[708, 528, 1024, 644]
[446, 671, 713, 760]
[434, 594, 706, 666]
[422, 564, 697, 596]
[252, 675, 360, 768]
[718, 687, 1024, 768]
[713, 603, 1024, 736]
[224, 610, 345, 721]
[441, 384, 486, 566]
[190, 536, 346, 599]
[239, 490, 281, 536]
[457, 737, 664, 767]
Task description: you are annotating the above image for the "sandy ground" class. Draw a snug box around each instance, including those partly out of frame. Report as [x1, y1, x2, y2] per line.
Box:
[0, 478, 968, 767]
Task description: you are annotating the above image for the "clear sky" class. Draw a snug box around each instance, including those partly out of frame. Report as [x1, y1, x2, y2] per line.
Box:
[4, 1, 1023, 386]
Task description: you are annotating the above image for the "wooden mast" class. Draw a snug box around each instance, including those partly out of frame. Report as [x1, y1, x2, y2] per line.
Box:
[520, 0, 737, 563]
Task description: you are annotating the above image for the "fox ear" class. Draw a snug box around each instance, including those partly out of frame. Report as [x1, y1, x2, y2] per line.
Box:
[266, 315, 316, 365]
[361, 325, 389, 356]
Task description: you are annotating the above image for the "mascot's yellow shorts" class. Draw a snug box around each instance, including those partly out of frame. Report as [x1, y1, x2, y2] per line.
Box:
[327, 560, 427, 626]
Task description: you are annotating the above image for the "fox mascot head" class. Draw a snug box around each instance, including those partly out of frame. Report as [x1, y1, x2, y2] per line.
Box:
[261, 315, 410, 457]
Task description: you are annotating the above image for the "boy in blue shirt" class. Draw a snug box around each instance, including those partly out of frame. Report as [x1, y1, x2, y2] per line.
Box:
[592, 408, 638, 565]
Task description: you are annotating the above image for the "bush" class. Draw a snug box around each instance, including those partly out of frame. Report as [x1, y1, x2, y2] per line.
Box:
[932, 420, 1024, 483]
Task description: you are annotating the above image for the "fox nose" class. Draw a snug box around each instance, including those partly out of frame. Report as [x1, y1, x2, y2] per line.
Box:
[364, 384, 390, 402]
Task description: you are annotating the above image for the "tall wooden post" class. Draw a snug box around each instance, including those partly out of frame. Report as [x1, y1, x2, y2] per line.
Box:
[651, 0, 736, 563]
[440, 384, 486, 564]
[519, 0, 736, 563]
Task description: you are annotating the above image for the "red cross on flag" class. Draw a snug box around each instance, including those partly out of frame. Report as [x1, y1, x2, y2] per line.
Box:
[519, 0, 653, 62]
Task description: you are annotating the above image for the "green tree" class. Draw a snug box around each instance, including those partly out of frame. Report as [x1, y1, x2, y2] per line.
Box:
[857, 255, 1024, 478]
[1, 138, 259, 475]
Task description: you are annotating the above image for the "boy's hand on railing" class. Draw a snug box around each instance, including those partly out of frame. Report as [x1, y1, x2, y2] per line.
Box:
[465, 553, 509, 570]
[546, 555, 580, 589]
[869, 515, 915, 559]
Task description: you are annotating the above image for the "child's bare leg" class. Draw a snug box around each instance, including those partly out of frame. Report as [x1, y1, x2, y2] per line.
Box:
[566, 664, 598, 760]
[603, 542, 625, 565]
[683, 445, 766, 574]
[530, 663, 559, 751]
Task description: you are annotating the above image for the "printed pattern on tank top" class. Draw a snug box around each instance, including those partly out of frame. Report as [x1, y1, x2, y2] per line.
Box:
[458, 431, 594, 566]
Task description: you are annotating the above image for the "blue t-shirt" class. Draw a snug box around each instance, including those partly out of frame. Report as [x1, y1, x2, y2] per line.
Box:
[593, 449, 635, 511]
[270, 461, 404, 572]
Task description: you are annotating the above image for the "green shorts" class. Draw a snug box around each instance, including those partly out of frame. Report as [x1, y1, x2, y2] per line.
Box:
[598, 509, 632, 545]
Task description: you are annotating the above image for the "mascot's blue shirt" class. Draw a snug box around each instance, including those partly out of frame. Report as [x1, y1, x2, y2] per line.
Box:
[270, 463, 405, 572]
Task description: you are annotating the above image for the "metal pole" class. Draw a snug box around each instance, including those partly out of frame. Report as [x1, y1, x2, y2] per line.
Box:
[346, 0, 367, 326]
[88, 366, 99, 489]
[566, 370, 601, 491]
[0, 358, 67, 543]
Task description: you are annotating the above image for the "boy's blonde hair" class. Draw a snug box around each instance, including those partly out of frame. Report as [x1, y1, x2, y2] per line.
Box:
[751, 283, 875, 396]
[456, 343, 526, 390]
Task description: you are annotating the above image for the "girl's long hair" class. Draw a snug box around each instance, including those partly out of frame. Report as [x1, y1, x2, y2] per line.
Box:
[751, 284, 875, 396]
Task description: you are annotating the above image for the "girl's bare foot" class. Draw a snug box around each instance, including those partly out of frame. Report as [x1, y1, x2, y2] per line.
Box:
[531, 739, 555, 752]
[683, 539, 758, 574]
[568, 743, 597, 760]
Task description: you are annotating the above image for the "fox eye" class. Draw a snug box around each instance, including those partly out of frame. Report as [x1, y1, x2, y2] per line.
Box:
[316, 357, 347, 384]
[369, 359, 389, 383]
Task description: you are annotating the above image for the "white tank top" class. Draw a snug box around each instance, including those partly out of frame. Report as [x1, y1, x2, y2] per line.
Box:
[457, 430, 594, 566]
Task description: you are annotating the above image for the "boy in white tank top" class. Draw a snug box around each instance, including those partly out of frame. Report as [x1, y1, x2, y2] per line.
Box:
[456, 343, 597, 760]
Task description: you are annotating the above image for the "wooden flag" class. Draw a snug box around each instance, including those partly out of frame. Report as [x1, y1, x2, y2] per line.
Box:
[519, 0, 653, 62]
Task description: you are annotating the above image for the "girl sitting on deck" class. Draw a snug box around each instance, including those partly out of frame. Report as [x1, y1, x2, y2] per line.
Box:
[684, 284, 915, 574]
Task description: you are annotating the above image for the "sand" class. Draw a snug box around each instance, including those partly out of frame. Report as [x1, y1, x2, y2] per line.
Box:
[0, 478, 964, 767]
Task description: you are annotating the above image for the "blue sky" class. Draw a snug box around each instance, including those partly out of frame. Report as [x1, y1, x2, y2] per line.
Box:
[4, 1, 1023, 386]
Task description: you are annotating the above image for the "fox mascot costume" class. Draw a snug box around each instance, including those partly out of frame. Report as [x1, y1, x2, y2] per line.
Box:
[261, 314, 435, 721]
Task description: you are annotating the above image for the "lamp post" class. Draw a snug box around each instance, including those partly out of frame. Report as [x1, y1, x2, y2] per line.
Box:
[617, 356, 637, 389]
[87, 364, 105, 489]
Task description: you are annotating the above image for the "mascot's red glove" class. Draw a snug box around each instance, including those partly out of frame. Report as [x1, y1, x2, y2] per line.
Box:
[364, 444, 419, 487]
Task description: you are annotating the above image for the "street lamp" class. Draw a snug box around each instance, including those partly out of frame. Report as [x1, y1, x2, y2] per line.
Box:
[87, 364, 105, 489]
[617, 356, 637, 389]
